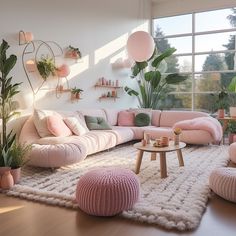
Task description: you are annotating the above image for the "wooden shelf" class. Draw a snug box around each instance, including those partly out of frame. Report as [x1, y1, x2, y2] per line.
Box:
[99, 96, 120, 101]
[95, 85, 122, 89]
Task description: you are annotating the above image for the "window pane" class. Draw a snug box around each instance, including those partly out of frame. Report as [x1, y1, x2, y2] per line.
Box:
[155, 36, 192, 54]
[166, 74, 192, 93]
[158, 94, 192, 110]
[195, 53, 236, 72]
[195, 8, 235, 32]
[153, 14, 192, 36]
[194, 93, 216, 113]
[195, 33, 236, 53]
[166, 55, 192, 73]
[194, 72, 236, 92]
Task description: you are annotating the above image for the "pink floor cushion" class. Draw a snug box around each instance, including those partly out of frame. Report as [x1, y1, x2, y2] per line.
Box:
[229, 142, 236, 164]
[209, 167, 236, 203]
[76, 167, 140, 216]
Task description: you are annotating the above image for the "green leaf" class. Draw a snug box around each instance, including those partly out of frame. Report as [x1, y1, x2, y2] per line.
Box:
[228, 76, 236, 92]
[139, 85, 147, 106]
[3, 55, 17, 77]
[165, 73, 188, 84]
[136, 61, 148, 70]
[131, 64, 140, 77]
[144, 71, 161, 88]
[151, 47, 176, 68]
[124, 86, 139, 96]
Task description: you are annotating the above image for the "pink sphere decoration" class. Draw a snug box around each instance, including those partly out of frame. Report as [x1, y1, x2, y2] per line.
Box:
[127, 31, 155, 62]
[56, 64, 70, 77]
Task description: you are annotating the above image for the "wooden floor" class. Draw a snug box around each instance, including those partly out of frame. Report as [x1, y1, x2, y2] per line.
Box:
[1, 185, 236, 236]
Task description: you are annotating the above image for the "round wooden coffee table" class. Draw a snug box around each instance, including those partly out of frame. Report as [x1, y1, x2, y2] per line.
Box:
[134, 141, 186, 178]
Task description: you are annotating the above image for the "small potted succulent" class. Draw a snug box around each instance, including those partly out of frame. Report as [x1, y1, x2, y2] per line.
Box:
[36, 56, 56, 80]
[71, 87, 83, 99]
[66, 45, 82, 61]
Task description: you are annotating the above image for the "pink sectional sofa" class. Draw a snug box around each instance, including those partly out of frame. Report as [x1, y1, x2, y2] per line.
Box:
[19, 109, 222, 168]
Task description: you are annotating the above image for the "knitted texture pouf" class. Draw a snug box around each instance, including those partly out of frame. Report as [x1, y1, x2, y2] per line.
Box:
[76, 167, 140, 216]
[229, 142, 236, 164]
[209, 167, 236, 203]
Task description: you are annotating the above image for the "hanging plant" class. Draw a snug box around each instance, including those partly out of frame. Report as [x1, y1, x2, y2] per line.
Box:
[66, 45, 82, 59]
[36, 56, 56, 80]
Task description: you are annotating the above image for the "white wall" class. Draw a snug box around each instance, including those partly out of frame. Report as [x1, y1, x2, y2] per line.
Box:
[0, 0, 151, 111]
[152, 0, 236, 18]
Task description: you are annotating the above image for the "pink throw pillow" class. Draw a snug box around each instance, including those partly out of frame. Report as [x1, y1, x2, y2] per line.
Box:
[118, 111, 135, 126]
[47, 115, 72, 137]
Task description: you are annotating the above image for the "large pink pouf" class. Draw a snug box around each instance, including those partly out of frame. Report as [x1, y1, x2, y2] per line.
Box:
[229, 142, 236, 164]
[209, 167, 236, 203]
[76, 168, 140, 216]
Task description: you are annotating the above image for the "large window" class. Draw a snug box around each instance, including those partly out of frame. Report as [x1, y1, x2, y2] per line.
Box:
[153, 8, 236, 112]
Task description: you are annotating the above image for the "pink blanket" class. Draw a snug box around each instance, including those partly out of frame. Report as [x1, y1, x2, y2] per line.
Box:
[173, 116, 223, 142]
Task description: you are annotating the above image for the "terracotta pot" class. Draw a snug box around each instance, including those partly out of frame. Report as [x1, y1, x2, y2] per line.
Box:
[0, 167, 11, 176]
[76, 93, 80, 99]
[217, 109, 225, 118]
[10, 167, 21, 184]
[1, 170, 14, 190]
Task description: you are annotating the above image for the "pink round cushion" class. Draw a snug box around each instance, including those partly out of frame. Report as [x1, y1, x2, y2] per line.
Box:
[47, 115, 72, 137]
[209, 167, 236, 203]
[229, 142, 236, 164]
[76, 168, 140, 216]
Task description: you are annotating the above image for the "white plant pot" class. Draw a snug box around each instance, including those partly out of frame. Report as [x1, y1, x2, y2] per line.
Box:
[230, 107, 236, 118]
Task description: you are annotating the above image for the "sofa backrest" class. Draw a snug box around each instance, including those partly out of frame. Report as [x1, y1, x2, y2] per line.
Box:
[159, 110, 209, 127]
[103, 109, 122, 126]
[78, 109, 107, 120]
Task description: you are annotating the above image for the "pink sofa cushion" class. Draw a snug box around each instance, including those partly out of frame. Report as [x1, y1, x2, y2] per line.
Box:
[173, 116, 222, 142]
[160, 110, 209, 127]
[118, 111, 135, 126]
[229, 142, 236, 164]
[47, 115, 72, 137]
[64, 117, 88, 136]
[76, 167, 140, 216]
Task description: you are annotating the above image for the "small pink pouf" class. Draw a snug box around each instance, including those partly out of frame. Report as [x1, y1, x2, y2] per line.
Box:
[76, 168, 140, 216]
[229, 142, 236, 164]
[209, 167, 236, 203]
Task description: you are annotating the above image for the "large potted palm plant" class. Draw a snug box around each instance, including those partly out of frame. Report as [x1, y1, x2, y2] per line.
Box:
[124, 48, 188, 109]
[0, 39, 28, 184]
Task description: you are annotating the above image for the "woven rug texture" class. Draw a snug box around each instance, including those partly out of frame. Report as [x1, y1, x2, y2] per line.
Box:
[5, 144, 229, 231]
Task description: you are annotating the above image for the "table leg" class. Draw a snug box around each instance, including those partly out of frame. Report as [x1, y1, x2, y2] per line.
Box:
[151, 152, 157, 161]
[177, 149, 184, 166]
[135, 150, 144, 174]
[160, 152, 167, 178]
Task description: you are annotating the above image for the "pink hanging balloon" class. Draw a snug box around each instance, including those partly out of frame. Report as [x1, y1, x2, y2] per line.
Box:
[56, 64, 70, 77]
[127, 31, 155, 62]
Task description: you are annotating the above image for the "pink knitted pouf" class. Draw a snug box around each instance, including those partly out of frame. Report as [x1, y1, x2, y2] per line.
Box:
[229, 142, 236, 164]
[209, 167, 236, 203]
[76, 168, 140, 216]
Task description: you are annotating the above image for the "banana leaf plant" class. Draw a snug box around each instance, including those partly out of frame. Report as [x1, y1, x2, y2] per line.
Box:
[0, 39, 21, 167]
[124, 47, 188, 109]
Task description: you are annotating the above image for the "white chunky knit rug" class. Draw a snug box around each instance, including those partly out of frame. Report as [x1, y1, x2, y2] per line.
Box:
[5, 144, 229, 231]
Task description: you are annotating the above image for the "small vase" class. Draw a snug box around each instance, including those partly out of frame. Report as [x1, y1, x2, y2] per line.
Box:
[174, 134, 180, 145]
[1, 170, 14, 190]
[10, 167, 21, 184]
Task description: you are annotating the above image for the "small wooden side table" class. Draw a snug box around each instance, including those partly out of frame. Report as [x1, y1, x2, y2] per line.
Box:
[218, 117, 236, 134]
[133, 141, 186, 178]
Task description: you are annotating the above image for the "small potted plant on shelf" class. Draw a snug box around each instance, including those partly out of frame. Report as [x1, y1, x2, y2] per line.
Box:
[66, 45, 82, 61]
[71, 87, 83, 99]
[227, 120, 236, 144]
[36, 56, 56, 80]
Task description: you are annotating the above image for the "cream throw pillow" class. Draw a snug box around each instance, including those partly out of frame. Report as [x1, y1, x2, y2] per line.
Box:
[64, 117, 88, 136]
[33, 109, 62, 138]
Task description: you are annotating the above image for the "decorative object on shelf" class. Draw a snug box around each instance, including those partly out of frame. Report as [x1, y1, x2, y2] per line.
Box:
[36, 56, 56, 80]
[127, 31, 155, 62]
[124, 47, 188, 109]
[55, 64, 70, 78]
[19, 30, 34, 45]
[65, 45, 82, 62]
[173, 127, 182, 145]
[71, 87, 83, 101]
[25, 59, 36, 72]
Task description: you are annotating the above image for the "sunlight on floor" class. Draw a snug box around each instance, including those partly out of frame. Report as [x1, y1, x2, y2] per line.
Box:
[0, 205, 24, 214]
